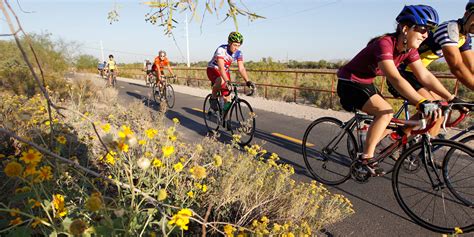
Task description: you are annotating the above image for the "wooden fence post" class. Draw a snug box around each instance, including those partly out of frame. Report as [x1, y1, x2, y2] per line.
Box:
[294, 72, 298, 102]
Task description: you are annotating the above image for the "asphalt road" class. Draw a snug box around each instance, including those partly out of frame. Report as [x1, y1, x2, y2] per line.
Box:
[106, 76, 455, 237]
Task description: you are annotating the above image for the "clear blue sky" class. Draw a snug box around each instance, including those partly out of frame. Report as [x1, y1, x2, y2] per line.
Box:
[0, 0, 468, 63]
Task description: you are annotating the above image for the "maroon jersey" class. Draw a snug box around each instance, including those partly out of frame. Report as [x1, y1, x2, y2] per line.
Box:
[337, 35, 420, 84]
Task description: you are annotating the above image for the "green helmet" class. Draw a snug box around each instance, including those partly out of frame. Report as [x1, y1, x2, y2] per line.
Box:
[228, 31, 243, 44]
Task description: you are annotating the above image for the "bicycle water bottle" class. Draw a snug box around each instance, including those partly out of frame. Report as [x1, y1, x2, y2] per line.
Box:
[358, 125, 368, 150]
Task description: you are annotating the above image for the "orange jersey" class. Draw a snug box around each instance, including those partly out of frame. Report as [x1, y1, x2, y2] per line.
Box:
[153, 56, 169, 71]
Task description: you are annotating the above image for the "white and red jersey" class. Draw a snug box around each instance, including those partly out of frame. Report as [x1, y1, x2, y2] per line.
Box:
[207, 44, 243, 72]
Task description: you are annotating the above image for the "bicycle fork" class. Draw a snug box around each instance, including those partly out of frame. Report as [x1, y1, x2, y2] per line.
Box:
[421, 136, 445, 191]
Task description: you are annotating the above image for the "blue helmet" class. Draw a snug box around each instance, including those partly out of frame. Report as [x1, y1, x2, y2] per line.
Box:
[467, 0, 474, 12]
[396, 5, 439, 28]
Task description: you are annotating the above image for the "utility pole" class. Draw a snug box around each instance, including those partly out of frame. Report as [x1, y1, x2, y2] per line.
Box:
[185, 13, 190, 67]
[100, 40, 104, 62]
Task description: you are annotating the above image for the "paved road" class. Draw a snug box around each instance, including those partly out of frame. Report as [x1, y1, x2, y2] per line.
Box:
[104, 76, 449, 237]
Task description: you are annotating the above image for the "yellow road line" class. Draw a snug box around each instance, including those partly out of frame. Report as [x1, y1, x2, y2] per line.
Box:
[271, 133, 314, 147]
[120, 86, 125, 89]
[134, 90, 141, 93]
[192, 108, 203, 112]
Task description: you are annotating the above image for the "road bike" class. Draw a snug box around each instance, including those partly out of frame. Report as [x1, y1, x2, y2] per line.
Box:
[203, 82, 256, 146]
[106, 69, 117, 88]
[302, 101, 473, 234]
[150, 75, 176, 108]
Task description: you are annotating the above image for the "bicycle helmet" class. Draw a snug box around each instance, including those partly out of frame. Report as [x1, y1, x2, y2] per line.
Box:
[466, 0, 474, 12]
[228, 31, 244, 44]
[396, 5, 439, 28]
[158, 50, 166, 57]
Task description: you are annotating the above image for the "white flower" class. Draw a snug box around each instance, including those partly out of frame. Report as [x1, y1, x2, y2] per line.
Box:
[137, 157, 151, 170]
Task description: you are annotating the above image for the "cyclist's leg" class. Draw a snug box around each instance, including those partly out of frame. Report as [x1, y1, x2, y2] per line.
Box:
[362, 95, 394, 158]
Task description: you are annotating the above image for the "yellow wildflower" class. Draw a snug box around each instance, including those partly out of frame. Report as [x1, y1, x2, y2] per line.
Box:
[272, 223, 281, 232]
[38, 166, 53, 181]
[44, 121, 50, 126]
[195, 144, 203, 153]
[224, 224, 236, 236]
[138, 139, 146, 145]
[145, 128, 158, 139]
[52, 194, 67, 217]
[9, 217, 22, 226]
[455, 227, 463, 234]
[29, 199, 42, 208]
[152, 158, 163, 168]
[101, 123, 111, 132]
[261, 216, 269, 223]
[162, 145, 175, 157]
[213, 154, 222, 167]
[158, 189, 167, 201]
[117, 141, 129, 152]
[85, 193, 103, 212]
[31, 218, 47, 228]
[105, 151, 116, 165]
[20, 149, 42, 165]
[172, 117, 180, 124]
[187, 191, 194, 198]
[9, 208, 20, 217]
[168, 135, 177, 141]
[56, 136, 67, 144]
[190, 165, 207, 179]
[173, 162, 183, 172]
[118, 125, 134, 139]
[4, 161, 23, 177]
[69, 219, 88, 235]
[202, 184, 208, 192]
[168, 209, 193, 230]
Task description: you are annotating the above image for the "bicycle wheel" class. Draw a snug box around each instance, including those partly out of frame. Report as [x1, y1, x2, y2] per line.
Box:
[444, 135, 474, 208]
[228, 99, 255, 146]
[392, 139, 474, 234]
[302, 117, 357, 185]
[152, 84, 161, 103]
[164, 84, 175, 108]
[203, 94, 222, 133]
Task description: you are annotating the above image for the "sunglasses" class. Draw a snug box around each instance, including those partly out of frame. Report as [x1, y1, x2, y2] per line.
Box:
[412, 25, 431, 34]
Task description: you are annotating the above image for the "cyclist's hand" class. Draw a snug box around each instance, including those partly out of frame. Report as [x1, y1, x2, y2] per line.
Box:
[418, 100, 441, 120]
[246, 80, 255, 89]
[449, 96, 470, 112]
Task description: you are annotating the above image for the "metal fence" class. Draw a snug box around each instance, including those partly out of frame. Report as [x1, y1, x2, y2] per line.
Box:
[124, 67, 462, 105]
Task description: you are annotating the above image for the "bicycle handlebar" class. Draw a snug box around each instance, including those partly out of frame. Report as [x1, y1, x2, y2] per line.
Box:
[228, 82, 256, 96]
[441, 101, 473, 132]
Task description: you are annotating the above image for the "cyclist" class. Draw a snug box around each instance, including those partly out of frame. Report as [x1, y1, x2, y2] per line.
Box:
[337, 5, 441, 176]
[386, 1, 473, 135]
[105, 55, 118, 86]
[153, 50, 175, 89]
[207, 31, 254, 111]
[97, 61, 105, 77]
[143, 59, 153, 86]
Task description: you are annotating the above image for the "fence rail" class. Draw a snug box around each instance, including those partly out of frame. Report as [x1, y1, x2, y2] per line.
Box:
[122, 67, 462, 106]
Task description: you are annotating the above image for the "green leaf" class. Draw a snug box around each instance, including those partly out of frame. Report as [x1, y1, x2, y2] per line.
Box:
[6, 226, 32, 237]
[61, 217, 73, 232]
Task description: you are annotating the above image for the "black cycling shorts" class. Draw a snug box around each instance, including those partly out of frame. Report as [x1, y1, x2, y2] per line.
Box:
[337, 79, 380, 112]
[387, 70, 423, 99]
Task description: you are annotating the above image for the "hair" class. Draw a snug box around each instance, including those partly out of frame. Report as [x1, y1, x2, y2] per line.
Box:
[109, 54, 114, 58]
[367, 21, 414, 45]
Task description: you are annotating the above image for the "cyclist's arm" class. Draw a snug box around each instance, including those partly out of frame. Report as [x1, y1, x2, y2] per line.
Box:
[378, 59, 425, 105]
[217, 58, 230, 82]
[167, 64, 174, 76]
[408, 60, 454, 101]
[237, 60, 249, 82]
[443, 46, 474, 90]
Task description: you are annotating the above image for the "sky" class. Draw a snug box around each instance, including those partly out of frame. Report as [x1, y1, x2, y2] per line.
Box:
[0, 0, 469, 63]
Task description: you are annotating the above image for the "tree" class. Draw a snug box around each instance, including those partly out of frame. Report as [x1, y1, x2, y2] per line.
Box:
[75, 54, 99, 70]
[108, 1, 264, 35]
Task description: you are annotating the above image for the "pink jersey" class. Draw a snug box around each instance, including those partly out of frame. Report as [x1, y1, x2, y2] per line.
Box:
[337, 35, 420, 84]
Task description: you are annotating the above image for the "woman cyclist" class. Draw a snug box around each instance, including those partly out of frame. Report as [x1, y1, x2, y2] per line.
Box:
[337, 5, 443, 175]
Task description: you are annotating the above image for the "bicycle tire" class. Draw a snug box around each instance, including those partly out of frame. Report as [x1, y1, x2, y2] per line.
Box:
[392, 139, 474, 234]
[302, 117, 357, 185]
[228, 99, 255, 146]
[165, 84, 175, 108]
[443, 135, 474, 208]
[203, 94, 222, 133]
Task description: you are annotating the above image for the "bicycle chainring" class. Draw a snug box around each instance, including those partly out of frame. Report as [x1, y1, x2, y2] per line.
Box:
[350, 160, 370, 183]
